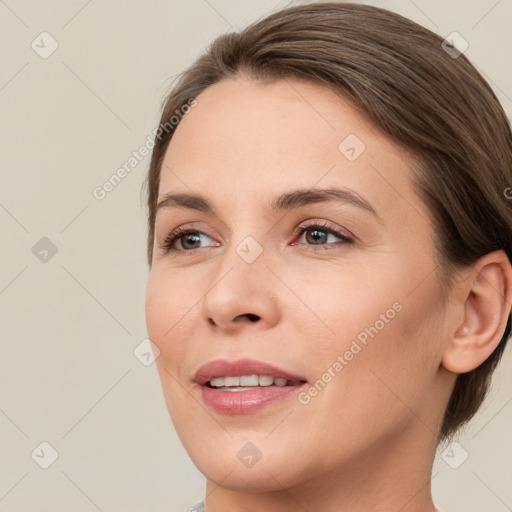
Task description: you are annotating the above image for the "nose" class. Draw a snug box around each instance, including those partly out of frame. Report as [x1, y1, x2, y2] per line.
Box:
[201, 251, 281, 334]
[208, 312, 261, 327]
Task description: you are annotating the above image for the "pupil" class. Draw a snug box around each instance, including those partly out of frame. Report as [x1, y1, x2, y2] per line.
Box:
[183, 233, 200, 249]
[307, 228, 326, 244]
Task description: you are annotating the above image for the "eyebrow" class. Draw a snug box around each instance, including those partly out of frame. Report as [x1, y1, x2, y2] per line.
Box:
[156, 187, 383, 223]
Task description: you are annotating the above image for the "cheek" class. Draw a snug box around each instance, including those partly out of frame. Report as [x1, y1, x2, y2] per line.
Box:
[298, 260, 442, 419]
[291, 263, 401, 357]
[145, 268, 203, 427]
[145, 267, 200, 367]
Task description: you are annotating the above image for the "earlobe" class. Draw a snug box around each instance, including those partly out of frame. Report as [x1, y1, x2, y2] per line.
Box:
[441, 250, 512, 374]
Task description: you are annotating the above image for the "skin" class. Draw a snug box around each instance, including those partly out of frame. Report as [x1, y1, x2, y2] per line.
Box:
[145, 75, 512, 511]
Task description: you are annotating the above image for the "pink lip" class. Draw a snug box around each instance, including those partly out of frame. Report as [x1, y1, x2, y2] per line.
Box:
[193, 358, 307, 385]
[193, 358, 308, 415]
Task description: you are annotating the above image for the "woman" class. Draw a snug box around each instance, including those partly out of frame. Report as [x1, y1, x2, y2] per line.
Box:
[142, 2, 512, 511]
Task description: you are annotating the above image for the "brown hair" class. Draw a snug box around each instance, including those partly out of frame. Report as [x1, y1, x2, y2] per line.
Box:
[141, 2, 512, 440]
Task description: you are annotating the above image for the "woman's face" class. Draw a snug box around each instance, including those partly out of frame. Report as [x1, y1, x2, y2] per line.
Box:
[145, 76, 454, 492]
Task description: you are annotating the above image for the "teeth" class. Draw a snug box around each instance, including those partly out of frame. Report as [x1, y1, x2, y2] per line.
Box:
[258, 375, 274, 386]
[240, 375, 259, 386]
[208, 374, 295, 388]
[224, 376, 240, 386]
[210, 377, 225, 387]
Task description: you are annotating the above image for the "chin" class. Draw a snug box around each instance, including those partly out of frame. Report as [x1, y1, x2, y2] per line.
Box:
[196, 456, 303, 492]
[181, 434, 307, 489]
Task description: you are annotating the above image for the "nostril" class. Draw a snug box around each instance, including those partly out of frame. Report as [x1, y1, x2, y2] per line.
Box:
[245, 313, 260, 322]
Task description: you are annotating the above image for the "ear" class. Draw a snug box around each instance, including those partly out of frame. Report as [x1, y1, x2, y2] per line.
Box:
[442, 250, 512, 374]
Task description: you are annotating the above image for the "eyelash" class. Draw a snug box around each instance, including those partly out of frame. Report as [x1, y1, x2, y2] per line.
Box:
[158, 221, 354, 254]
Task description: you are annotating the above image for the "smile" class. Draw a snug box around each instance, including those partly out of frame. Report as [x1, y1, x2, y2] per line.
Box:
[194, 358, 308, 413]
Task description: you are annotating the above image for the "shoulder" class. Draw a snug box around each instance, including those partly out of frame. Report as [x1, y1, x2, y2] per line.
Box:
[185, 501, 204, 512]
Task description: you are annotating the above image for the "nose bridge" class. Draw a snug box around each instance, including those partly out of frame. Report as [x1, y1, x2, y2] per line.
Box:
[208, 232, 268, 299]
[200, 229, 280, 331]
[214, 206, 270, 276]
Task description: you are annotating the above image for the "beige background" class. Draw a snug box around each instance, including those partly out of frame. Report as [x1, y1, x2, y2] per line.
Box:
[1, 0, 511, 510]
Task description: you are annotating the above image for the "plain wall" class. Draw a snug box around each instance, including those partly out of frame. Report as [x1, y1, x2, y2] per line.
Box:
[1, 0, 511, 510]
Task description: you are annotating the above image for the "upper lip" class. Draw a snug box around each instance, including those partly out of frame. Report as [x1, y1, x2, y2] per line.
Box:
[193, 358, 308, 386]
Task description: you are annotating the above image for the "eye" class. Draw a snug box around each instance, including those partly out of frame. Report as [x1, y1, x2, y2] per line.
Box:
[158, 225, 217, 253]
[158, 220, 354, 254]
[293, 221, 354, 250]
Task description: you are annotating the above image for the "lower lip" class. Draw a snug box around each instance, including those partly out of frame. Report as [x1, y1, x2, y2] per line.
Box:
[199, 384, 307, 414]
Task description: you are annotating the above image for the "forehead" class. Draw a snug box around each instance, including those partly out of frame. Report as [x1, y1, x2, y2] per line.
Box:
[158, 76, 424, 224]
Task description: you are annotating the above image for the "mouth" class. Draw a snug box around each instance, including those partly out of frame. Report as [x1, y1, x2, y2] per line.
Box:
[205, 374, 306, 391]
[194, 358, 308, 414]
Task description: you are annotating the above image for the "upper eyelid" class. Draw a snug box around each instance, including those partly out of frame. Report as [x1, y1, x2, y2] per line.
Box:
[160, 218, 349, 238]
